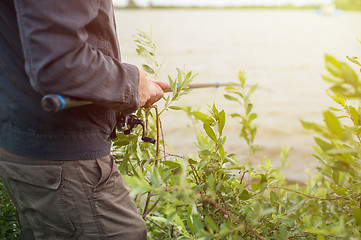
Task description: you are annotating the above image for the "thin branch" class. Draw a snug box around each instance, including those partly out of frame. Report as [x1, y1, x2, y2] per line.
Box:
[242, 195, 279, 238]
[143, 197, 161, 218]
[289, 235, 314, 239]
[144, 216, 168, 233]
[159, 118, 167, 162]
[154, 106, 160, 157]
[143, 192, 151, 218]
[240, 171, 247, 185]
[270, 186, 360, 201]
[0, 217, 18, 222]
[200, 194, 264, 240]
[165, 153, 184, 158]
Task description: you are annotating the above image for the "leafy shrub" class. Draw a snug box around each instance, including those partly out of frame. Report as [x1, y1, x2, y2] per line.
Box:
[335, 0, 361, 11]
[0, 31, 360, 239]
[0, 180, 20, 239]
[299, 41, 361, 238]
[113, 32, 361, 239]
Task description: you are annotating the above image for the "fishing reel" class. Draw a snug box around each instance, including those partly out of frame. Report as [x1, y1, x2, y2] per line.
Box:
[117, 114, 156, 144]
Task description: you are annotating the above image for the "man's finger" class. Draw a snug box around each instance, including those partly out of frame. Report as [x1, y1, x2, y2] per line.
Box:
[152, 80, 169, 91]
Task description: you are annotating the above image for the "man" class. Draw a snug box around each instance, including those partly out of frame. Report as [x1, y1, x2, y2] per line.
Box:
[0, 0, 168, 239]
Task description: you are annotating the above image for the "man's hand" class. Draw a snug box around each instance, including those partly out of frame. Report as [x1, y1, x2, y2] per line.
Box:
[137, 66, 169, 108]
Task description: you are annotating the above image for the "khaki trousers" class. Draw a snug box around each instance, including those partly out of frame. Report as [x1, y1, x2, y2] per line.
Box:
[0, 149, 147, 240]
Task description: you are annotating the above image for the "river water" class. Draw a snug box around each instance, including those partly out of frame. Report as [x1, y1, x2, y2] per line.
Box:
[115, 9, 361, 181]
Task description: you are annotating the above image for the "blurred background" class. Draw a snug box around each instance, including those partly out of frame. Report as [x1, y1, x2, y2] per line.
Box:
[113, 0, 361, 182]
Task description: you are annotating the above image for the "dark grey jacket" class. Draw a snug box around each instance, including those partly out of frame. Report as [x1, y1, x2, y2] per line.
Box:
[0, 0, 140, 160]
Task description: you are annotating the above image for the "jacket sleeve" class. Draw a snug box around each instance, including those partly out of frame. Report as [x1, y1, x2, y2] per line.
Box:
[13, 0, 140, 112]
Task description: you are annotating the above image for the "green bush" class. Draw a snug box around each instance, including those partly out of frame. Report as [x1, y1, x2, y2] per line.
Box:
[335, 0, 361, 11]
[1, 32, 360, 239]
[114, 32, 361, 239]
[0, 180, 20, 239]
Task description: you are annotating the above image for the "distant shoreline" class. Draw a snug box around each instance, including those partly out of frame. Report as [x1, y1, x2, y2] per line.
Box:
[113, 0, 361, 11]
[115, 5, 324, 10]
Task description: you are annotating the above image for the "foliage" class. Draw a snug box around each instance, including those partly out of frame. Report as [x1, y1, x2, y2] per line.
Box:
[0, 180, 20, 239]
[224, 71, 258, 167]
[1, 30, 361, 239]
[335, 0, 361, 11]
[300, 44, 361, 239]
[112, 31, 361, 239]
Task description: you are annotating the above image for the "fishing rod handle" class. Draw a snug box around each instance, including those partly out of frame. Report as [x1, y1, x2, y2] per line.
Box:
[41, 94, 91, 112]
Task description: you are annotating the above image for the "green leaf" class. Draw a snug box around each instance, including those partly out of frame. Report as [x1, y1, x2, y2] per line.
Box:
[207, 174, 215, 190]
[348, 106, 359, 126]
[340, 62, 359, 87]
[246, 103, 253, 114]
[150, 216, 167, 223]
[249, 113, 257, 121]
[230, 113, 242, 118]
[326, 90, 345, 106]
[142, 64, 154, 74]
[322, 75, 341, 84]
[168, 106, 182, 110]
[224, 156, 238, 165]
[205, 215, 219, 232]
[314, 137, 333, 151]
[325, 54, 342, 78]
[192, 215, 204, 236]
[150, 168, 161, 187]
[323, 110, 343, 138]
[249, 83, 258, 95]
[353, 208, 361, 226]
[124, 176, 153, 196]
[317, 235, 327, 240]
[191, 111, 210, 123]
[187, 157, 198, 164]
[162, 161, 180, 168]
[279, 225, 288, 240]
[240, 189, 252, 200]
[187, 206, 195, 234]
[347, 56, 361, 67]
[203, 123, 217, 142]
[113, 134, 137, 147]
[224, 94, 239, 102]
[329, 185, 347, 196]
[238, 70, 246, 86]
[136, 45, 148, 56]
[218, 110, 226, 135]
[177, 68, 183, 85]
[332, 161, 350, 172]
[270, 191, 278, 205]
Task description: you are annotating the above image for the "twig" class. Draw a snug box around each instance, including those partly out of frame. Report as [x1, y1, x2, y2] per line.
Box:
[154, 106, 160, 157]
[159, 118, 167, 162]
[147, 105, 160, 158]
[240, 171, 247, 185]
[219, 192, 231, 221]
[200, 194, 264, 240]
[165, 153, 184, 158]
[270, 186, 360, 201]
[144, 216, 169, 234]
[143, 192, 151, 218]
[190, 165, 200, 185]
[289, 235, 314, 239]
[242, 195, 279, 238]
[143, 197, 161, 218]
[0, 217, 18, 222]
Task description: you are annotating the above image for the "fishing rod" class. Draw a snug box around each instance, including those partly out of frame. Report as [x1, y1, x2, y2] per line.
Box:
[41, 82, 237, 113]
[40, 82, 237, 144]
